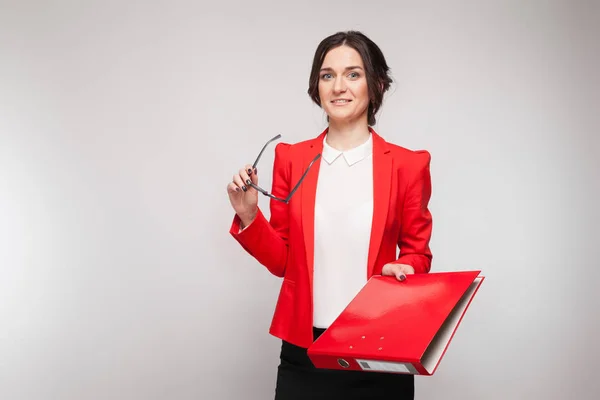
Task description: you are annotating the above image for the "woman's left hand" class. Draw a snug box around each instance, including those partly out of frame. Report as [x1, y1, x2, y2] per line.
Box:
[381, 263, 415, 282]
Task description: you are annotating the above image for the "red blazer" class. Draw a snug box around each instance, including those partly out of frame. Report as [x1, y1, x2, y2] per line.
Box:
[230, 127, 433, 349]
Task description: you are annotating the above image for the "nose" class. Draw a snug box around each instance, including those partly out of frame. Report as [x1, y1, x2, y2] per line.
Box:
[333, 76, 347, 93]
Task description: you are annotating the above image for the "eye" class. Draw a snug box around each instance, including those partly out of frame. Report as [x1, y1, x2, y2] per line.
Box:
[348, 71, 360, 79]
[320, 73, 332, 80]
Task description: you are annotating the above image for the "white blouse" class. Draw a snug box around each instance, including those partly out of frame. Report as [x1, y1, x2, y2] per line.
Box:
[313, 134, 373, 328]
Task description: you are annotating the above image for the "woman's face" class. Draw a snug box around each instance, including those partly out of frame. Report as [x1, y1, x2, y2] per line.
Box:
[318, 45, 370, 125]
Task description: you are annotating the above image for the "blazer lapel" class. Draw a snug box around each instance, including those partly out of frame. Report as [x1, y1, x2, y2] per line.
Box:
[367, 130, 392, 278]
[301, 130, 326, 294]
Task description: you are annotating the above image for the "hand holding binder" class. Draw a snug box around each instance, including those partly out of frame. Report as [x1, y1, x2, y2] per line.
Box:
[381, 262, 415, 281]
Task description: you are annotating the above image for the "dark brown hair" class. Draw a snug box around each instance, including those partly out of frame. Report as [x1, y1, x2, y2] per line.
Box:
[307, 31, 393, 126]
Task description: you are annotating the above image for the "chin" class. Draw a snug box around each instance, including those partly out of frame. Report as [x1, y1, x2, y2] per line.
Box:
[328, 112, 360, 123]
[326, 108, 352, 118]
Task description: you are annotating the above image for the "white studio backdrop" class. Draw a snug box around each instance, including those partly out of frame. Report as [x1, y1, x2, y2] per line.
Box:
[1, 0, 599, 399]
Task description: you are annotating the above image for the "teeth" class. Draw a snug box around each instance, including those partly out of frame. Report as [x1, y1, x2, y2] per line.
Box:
[333, 100, 349, 103]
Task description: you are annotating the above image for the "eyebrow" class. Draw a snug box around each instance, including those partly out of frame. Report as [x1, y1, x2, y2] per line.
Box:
[319, 66, 364, 72]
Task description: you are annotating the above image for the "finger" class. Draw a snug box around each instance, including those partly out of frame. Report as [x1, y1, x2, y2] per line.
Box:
[383, 263, 406, 282]
[392, 265, 406, 281]
[245, 164, 258, 185]
[238, 168, 252, 191]
[244, 164, 256, 177]
[227, 181, 241, 194]
[240, 167, 259, 194]
[400, 265, 415, 275]
[232, 173, 247, 192]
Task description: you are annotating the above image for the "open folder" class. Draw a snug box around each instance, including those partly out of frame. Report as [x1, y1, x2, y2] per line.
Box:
[307, 270, 484, 376]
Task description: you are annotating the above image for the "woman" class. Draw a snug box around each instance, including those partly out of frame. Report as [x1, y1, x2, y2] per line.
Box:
[226, 31, 433, 400]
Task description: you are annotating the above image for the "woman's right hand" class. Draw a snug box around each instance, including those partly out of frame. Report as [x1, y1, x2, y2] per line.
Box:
[227, 164, 259, 227]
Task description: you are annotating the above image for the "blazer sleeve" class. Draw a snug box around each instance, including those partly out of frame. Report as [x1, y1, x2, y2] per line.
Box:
[229, 142, 291, 277]
[394, 150, 433, 274]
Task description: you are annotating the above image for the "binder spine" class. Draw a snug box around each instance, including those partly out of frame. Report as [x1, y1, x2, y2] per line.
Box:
[309, 353, 425, 375]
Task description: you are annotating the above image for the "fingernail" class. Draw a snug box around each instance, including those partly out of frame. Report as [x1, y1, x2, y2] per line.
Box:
[399, 274, 406, 281]
[254, 167, 257, 174]
[246, 179, 251, 185]
[235, 187, 240, 192]
[247, 168, 252, 174]
[242, 186, 247, 192]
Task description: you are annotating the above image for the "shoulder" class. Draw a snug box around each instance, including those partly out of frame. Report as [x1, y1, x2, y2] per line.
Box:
[386, 141, 431, 171]
[272, 138, 314, 173]
[274, 136, 318, 159]
[384, 142, 432, 191]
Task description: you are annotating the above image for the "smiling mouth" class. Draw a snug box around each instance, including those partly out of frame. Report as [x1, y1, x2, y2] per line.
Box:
[331, 99, 352, 104]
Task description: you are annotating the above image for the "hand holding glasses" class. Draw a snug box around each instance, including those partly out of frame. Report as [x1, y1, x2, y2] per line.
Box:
[227, 134, 321, 225]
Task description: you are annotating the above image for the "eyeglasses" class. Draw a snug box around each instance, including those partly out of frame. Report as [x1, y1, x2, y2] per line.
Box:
[248, 134, 321, 204]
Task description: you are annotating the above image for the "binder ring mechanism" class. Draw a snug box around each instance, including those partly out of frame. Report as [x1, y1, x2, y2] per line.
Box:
[337, 358, 350, 368]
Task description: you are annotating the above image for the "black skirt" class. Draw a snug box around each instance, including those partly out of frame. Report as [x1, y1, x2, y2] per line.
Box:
[274, 327, 414, 400]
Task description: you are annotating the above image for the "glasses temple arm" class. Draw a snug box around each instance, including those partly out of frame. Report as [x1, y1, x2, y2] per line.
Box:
[285, 153, 321, 201]
[252, 134, 282, 169]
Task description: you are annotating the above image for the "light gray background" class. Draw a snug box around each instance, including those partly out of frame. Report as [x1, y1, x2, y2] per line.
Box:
[1, 0, 599, 399]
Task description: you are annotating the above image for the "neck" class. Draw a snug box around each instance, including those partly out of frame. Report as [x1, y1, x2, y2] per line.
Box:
[325, 116, 371, 151]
